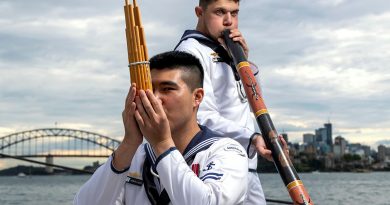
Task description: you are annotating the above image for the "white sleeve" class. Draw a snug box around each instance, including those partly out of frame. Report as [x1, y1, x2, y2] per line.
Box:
[156, 139, 248, 205]
[197, 74, 257, 157]
[73, 156, 127, 205]
[176, 43, 257, 157]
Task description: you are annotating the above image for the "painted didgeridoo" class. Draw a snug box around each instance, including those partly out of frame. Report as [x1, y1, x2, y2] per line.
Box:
[222, 29, 313, 205]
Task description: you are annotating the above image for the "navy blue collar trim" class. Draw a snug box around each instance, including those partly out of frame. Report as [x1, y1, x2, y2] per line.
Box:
[145, 143, 157, 164]
[174, 30, 218, 50]
[174, 30, 240, 81]
[182, 125, 221, 162]
[144, 125, 222, 167]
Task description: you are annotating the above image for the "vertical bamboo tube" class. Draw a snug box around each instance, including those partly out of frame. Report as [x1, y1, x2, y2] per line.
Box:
[124, 0, 152, 91]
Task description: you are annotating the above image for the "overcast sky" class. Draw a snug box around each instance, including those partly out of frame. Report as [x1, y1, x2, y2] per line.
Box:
[1, 0, 390, 168]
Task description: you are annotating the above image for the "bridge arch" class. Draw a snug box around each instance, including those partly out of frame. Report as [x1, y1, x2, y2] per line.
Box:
[0, 128, 121, 157]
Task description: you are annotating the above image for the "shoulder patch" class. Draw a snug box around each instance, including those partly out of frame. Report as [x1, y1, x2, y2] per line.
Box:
[126, 172, 143, 186]
[224, 144, 246, 157]
[126, 176, 143, 186]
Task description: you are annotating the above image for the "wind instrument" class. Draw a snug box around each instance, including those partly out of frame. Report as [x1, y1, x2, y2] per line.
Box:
[124, 0, 152, 90]
[222, 30, 314, 205]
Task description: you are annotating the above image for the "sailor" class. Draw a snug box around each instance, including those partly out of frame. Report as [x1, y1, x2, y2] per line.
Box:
[74, 51, 248, 205]
[174, 0, 276, 204]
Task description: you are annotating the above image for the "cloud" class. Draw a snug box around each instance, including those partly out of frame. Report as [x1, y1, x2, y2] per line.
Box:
[0, 0, 389, 164]
[241, 1, 390, 148]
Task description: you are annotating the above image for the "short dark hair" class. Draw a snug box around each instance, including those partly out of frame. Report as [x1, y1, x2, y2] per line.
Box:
[149, 51, 204, 91]
[199, 0, 240, 9]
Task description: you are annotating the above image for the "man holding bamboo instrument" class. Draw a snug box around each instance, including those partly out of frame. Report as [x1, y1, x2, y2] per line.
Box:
[74, 51, 249, 205]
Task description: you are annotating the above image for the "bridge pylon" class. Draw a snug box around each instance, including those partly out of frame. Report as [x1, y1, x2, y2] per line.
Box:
[45, 155, 54, 173]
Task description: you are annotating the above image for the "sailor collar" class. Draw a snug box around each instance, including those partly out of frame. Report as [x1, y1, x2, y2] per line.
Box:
[175, 30, 241, 81]
[144, 125, 221, 167]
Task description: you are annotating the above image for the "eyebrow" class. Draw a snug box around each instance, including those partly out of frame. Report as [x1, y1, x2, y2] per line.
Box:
[156, 81, 178, 87]
[214, 7, 239, 13]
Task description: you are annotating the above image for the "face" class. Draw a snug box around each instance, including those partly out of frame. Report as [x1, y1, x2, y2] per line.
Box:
[151, 68, 201, 133]
[197, 0, 239, 41]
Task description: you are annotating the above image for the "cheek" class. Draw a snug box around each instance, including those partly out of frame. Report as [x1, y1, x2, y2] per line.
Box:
[231, 18, 239, 28]
[209, 18, 222, 28]
[207, 22, 223, 37]
[206, 15, 222, 27]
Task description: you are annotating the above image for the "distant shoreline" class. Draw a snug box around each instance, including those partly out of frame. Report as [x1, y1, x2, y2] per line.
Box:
[0, 165, 92, 176]
[1, 165, 389, 176]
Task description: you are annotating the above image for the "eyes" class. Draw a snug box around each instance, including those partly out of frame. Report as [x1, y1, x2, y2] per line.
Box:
[153, 85, 177, 94]
[161, 87, 175, 92]
[152, 81, 180, 94]
[214, 9, 239, 17]
[215, 9, 224, 16]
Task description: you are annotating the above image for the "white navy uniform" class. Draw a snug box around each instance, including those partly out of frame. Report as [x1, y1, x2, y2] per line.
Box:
[175, 30, 266, 205]
[74, 126, 248, 205]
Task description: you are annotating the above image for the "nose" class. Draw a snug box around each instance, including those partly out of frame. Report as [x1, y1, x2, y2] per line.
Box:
[223, 13, 232, 26]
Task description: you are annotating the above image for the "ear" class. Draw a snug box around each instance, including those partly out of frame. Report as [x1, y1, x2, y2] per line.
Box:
[193, 88, 204, 108]
[195, 6, 203, 17]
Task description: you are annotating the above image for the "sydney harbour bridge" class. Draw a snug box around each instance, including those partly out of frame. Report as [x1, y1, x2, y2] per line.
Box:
[0, 128, 121, 174]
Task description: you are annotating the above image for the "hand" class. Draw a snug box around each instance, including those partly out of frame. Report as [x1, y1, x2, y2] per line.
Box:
[229, 29, 249, 58]
[113, 84, 144, 170]
[252, 134, 272, 161]
[134, 89, 174, 155]
[218, 29, 249, 59]
[122, 83, 143, 146]
[252, 134, 290, 162]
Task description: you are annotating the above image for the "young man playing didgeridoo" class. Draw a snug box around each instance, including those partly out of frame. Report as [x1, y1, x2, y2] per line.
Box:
[175, 1, 290, 204]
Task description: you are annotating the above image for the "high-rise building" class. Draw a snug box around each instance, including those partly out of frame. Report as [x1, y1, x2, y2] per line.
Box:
[315, 128, 326, 143]
[324, 123, 333, 148]
[334, 136, 347, 158]
[303, 133, 315, 144]
[315, 122, 333, 153]
[378, 145, 387, 162]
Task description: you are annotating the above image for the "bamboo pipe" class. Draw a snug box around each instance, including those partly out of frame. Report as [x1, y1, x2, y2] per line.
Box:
[124, 0, 152, 91]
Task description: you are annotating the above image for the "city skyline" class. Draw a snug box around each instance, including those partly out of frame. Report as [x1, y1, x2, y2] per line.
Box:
[1, 121, 389, 170]
[1, 0, 390, 170]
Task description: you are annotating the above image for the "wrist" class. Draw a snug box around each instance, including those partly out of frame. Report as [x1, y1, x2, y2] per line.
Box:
[151, 139, 175, 157]
[122, 137, 142, 148]
[111, 151, 129, 174]
[251, 133, 260, 145]
[112, 140, 141, 171]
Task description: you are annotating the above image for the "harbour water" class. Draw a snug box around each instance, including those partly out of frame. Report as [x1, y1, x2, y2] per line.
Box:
[259, 172, 390, 205]
[0, 172, 388, 205]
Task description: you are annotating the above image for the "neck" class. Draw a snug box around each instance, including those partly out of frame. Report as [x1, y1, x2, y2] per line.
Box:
[196, 23, 209, 38]
[196, 23, 203, 33]
[171, 120, 200, 154]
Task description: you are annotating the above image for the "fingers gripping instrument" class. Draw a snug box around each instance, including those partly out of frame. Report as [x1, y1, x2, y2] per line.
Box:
[222, 29, 313, 205]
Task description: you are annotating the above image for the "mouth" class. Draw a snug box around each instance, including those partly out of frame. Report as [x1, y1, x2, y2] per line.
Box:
[219, 28, 231, 37]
